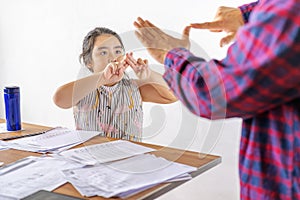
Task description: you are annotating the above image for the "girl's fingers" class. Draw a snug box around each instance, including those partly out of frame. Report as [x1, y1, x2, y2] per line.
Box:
[126, 53, 137, 64]
[112, 63, 118, 74]
[124, 52, 148, 72]
[109, 62, 120, 75]
[125, 53, 140, 71]
[137, 58, 144, 65]
[123, 62, 129, 70]
[118, 66, 125, 75]
[126, 58, 138, 70]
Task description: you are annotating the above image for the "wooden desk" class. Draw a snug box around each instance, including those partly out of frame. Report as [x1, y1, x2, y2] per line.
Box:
[0, 120, 221, 200]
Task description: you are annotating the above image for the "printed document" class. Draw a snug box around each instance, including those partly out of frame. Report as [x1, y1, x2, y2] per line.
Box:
[6, 127, 99, 153]
[0, 156, 82, 199]
[62, 154, 197, 198]
[58, 140, 155, 165]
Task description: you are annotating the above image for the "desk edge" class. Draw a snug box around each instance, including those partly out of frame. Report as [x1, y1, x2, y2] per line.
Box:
[137, 156, 222, 200]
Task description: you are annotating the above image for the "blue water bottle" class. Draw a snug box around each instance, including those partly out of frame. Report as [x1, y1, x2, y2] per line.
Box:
[4, 86, 21, 131]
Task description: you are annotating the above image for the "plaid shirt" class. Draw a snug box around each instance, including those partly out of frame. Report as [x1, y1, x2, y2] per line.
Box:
[163, 0, 300, 199]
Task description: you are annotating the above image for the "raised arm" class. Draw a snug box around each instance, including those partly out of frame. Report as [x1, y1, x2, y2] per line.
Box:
[125, 52, 177, 104]
[53, 73, 104, 109]
[189, 1, 259, 47]
[134, 0, 300, 119]
[53, 62, 126, 109]
[163, 1, 300, 119]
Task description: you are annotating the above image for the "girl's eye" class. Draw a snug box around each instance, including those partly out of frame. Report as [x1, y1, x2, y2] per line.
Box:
[100, 51, 107, 56]
[115, 50, 123, 54]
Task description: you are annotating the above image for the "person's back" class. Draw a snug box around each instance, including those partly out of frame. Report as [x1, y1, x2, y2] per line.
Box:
[133, 0, 300, 198]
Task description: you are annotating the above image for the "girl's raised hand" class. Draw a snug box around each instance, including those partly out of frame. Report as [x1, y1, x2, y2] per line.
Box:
[125, 52, 151, 80]
[102, 61, 127, 85]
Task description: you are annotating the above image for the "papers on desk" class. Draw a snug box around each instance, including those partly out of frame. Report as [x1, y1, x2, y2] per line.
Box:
[0, 156, 82, 200]
[57, 140, 155, 165]
[0, 140, 9, 151]
[0, 123, 24, 134]
[6, 127, 100, 153]
[56, 140, 196, 198]
[1, 137, 197, 199]
[62, 154, 197, 198]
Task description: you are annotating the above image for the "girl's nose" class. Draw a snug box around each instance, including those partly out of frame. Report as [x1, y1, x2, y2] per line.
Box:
[108, 58, 116, 63]
[108, 54, 116, 63]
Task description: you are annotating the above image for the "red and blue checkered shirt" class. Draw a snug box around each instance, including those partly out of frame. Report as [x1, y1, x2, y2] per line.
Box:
[163, 0, 300, 199]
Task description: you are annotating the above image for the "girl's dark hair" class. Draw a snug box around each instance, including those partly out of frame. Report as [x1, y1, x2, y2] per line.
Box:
[79, 27, 125, 66]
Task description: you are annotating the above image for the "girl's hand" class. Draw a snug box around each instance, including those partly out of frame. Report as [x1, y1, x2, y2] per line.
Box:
[125, 52, 151, 80]
[102, 61, 127, 86]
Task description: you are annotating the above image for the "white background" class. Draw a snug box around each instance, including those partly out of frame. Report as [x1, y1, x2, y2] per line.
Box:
[0, 0, 250, 199]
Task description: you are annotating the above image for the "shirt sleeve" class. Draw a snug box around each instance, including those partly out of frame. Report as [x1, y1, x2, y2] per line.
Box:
[163, 0, 300, 120]
[239, 1, 259, 23]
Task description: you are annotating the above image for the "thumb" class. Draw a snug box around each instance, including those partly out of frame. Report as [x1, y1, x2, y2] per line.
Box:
[182, 26, 191, 40]
[118, 66, 126, 76]
[220, 32, 236, 47]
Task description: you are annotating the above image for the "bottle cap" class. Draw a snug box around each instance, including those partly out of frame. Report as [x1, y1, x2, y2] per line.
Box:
[4, 86, 20, 93]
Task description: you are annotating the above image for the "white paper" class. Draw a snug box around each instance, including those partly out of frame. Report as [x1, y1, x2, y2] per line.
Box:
[62, 154, 196, 198]
[0, 123, 24, 134]
[6, 127, 100, 153]
[117, 173, 192, 199]
[0, 156, 82, 199]
[58, 140, 155, 165]
[0, 140, 9, 151]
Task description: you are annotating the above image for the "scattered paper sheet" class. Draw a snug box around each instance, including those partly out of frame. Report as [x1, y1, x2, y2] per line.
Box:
[116, 173, 192, 199]
[0, 140, 9, 151]
[6, 127, 100, 153]
[0, 123, 24, 134]
[0, 156, 82, 199]
[1, 133, 197, 199]
[62, 154, 196, 198]
[58, 140, 155, 165]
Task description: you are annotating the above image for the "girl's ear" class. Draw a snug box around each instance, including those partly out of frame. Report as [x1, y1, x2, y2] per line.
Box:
[86, 61, 94, 72]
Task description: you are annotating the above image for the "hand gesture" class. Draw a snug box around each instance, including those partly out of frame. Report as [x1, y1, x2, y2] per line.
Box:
[125, 52, 151, 80]
[102, 61, 127, 86]
[134, 17, 191, 64]
[190, 6, 244, 47]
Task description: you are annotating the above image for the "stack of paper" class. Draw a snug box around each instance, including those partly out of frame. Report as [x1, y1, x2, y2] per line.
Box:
[1, 138, 197, 199]
[57, 140, 196, 198]
[57, 140, 155, 165]
[62, 154, 197, 198]
[6, 127, 100, 153]
[0, 156, 82, 199]
[0, 140, 9, 151]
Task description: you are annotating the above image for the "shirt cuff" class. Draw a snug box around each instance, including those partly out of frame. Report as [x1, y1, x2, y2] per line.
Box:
[164, 48, 188, 68]
[239, 1, 259, 23]
[163, 48, 187, 88]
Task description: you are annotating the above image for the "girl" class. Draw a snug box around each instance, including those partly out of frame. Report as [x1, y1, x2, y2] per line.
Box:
[53, 27, 176, 141]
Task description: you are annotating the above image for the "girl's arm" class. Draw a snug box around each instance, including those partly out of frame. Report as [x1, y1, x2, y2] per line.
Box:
[53, 73, 104, 109]
[53, 62, 126, 109]
[125, 52, 177, 104]
[138, 70, 177, 104]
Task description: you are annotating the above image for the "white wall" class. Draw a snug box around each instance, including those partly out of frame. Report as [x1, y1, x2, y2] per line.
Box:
[0, 0, 250, 199]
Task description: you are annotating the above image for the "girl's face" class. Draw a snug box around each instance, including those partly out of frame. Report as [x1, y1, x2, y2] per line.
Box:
[88, 34, 124, 73]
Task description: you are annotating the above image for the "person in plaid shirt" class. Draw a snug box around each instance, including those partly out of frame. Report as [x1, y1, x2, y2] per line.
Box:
[134, 0, 300, 199]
